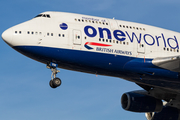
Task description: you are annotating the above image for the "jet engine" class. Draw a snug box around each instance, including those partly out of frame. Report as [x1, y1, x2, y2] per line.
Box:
[121, 91, 163, 112]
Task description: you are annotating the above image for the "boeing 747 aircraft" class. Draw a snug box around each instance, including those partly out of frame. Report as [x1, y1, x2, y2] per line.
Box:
[2, 11, 180, 120]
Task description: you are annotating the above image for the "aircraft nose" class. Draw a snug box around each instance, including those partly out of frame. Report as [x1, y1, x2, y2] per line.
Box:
[2, 28, 13, 46]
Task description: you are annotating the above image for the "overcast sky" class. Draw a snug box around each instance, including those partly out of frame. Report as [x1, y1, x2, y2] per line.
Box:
[1, 0, 180, 120]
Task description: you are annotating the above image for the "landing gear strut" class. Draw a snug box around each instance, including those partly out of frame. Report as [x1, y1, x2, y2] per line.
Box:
[47, 62, 61, 88]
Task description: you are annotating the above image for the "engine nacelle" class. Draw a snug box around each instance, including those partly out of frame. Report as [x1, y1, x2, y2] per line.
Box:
[121, 92, 163, 112]
[151, 106, 180, 120]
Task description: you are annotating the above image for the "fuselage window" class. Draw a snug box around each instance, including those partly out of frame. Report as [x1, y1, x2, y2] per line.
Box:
[167, 48, 169, 51]
[15, 31, 17, 34]
[27, 31, 30, 34]
[51, 33, 53, 36]
[106, 23, 108, 25]
[99, 38, 101, 41]
[39, 32, 42, 35]
[32, 32, 34, 34]
[85, 37, 87, 39]
[177, 49, 179, 52]
[19, 31, 21, 34]
[102, 39, 105, 42]
[59, 34, 61, 37]
[123, 42, 125, 45]
[99, 22, 101, 24]
[82, 19, 84, 22]
[116, 41, 118, 44]
[92, 21, 94, 23]
[106, 39, 108, 42]
[47, 33, 49, 36]
[62, 34, 65, 37]
[110, 40, 112, 43]
[78, 19, 80, 22]
[35, 32, 38, 35]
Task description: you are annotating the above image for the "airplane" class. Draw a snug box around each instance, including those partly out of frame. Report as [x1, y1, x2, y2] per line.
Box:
[2, 11, 180, 120]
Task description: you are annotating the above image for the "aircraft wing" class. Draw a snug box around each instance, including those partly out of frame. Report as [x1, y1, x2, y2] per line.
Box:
[152, 55, 180, 72]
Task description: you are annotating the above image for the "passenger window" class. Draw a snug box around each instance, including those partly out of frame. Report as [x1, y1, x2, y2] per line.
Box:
[59, 34, 61, 37]
[62, 34, 65, 37]
[51, 33, 53, 36]
[15, 31, 17, 34]
[47, 33, 49, 36]
[27, 31, 30, 34]
[19, 31, 21, 34]
[32, 32, 34, 34]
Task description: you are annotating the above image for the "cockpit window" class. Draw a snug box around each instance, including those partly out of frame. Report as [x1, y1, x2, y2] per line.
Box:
[35, 14, 42, 18]
[47, 15, 50, 18]
[34, 14, 51, 18]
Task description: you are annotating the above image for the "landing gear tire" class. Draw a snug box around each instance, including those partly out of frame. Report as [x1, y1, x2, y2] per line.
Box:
[49, 78, 62, 88]
[47, 62, 61, 89]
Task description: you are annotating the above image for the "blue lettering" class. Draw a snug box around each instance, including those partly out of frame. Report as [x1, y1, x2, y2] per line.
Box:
[167, 36, 179, 49]
[144, 34, 155, 46]
[126, 32, 142, 43]
[113, 30, 126, 41]
[84, 25, 179, 50]
[84, 26, 97, 37]
[98, 28, 112, 39]
[161, 34, 167, 48]
[155, 36, 161, 46]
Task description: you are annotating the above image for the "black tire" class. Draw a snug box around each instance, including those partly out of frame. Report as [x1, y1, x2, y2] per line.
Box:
[49, 80, 56, 88]
[52, 77, 62, 88]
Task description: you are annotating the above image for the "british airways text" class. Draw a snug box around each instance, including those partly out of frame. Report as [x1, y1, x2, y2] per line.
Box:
[96, 47, 132, 55]
[84, 26, 179, 49]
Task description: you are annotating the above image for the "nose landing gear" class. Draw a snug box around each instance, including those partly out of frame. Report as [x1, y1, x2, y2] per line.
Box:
[47, 62, 62, 88]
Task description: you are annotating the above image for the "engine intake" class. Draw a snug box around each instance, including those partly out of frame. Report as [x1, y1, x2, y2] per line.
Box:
[121, 92, 163, 112]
